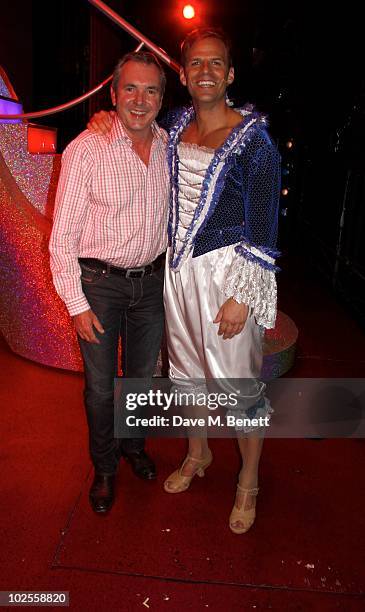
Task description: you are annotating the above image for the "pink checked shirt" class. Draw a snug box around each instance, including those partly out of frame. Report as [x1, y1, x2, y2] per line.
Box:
[49, 115, 169, 316]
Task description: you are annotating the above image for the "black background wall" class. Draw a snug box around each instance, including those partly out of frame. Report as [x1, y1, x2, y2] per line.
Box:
[1, 0, 33, 106]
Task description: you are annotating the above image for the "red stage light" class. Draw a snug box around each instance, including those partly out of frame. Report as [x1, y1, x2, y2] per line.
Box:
[183, 4, 195, 19]
[27, 124, 57, 154]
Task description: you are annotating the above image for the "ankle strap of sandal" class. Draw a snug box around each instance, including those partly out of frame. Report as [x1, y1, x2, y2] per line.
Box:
[187, 454, 207, 463]
[237, 485, 259, 495]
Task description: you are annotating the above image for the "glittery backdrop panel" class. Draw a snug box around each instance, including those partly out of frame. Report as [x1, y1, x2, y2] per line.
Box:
[0, 124, 55, 215]
[0, 178, 82, 371]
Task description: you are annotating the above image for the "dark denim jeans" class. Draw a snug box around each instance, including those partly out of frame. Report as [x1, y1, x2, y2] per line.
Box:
[78, 261, 164, 474]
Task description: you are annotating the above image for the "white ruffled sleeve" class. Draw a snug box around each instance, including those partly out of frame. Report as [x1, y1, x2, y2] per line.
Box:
[223, 243, 278, 329]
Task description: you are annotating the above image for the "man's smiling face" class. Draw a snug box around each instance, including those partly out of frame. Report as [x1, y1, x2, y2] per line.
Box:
[111, 60, 163, 138]
[180, 36, 234, 105]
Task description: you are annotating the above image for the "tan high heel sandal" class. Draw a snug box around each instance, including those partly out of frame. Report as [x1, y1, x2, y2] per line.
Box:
[229, 484, 259, 534]
[163, 450, 213, 493]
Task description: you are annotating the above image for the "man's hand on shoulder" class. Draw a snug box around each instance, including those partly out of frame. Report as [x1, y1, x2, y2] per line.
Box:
[87, 110, 115, 135]
[213, 298, 249, 340]
[73, 309, 105, 343]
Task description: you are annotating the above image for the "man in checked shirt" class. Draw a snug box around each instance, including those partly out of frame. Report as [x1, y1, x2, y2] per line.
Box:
[49, 51, 169, 513]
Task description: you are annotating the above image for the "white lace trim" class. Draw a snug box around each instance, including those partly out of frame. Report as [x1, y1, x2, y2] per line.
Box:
[178, 141, 215, 156]
[224, 255, 277, 329]
[176, 144, 214, 250]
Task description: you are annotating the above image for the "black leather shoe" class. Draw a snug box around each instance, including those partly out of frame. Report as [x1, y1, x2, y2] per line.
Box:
[120, 449, 156, 480]
[89, 473, 115, 513]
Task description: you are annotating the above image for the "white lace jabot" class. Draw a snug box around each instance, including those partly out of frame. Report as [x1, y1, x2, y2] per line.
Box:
[176, 142, 214, 249]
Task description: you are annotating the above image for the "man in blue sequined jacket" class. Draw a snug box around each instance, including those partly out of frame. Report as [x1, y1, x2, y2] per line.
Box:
[165, 103, 281, 329]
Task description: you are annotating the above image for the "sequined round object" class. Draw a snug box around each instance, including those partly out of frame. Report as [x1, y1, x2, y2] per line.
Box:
[262, 311, 298, 379]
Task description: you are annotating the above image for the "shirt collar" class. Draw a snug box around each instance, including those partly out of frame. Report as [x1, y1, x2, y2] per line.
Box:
[109, 113, 168, 147]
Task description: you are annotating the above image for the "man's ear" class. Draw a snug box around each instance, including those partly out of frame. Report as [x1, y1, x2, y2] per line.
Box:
[110, 85, 116, 106]
[227, 67, 234, 86]
[179, 67, 187, 87]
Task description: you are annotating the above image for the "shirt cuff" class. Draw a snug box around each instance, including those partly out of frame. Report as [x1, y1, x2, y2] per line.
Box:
[65, 295, 91, 317]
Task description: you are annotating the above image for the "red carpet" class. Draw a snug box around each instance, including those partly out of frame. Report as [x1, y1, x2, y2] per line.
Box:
[54, 438, 365, 594]
[1, 260, 365, 610]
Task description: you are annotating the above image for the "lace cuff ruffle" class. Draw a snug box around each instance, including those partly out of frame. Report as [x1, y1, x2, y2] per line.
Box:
[223, 244, 278, 329]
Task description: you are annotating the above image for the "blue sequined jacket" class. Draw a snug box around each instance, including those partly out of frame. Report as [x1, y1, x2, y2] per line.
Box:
[165, 106, 281, 329]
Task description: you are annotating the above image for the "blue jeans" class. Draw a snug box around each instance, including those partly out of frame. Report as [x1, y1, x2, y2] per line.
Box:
[78, 261, 164, 474]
